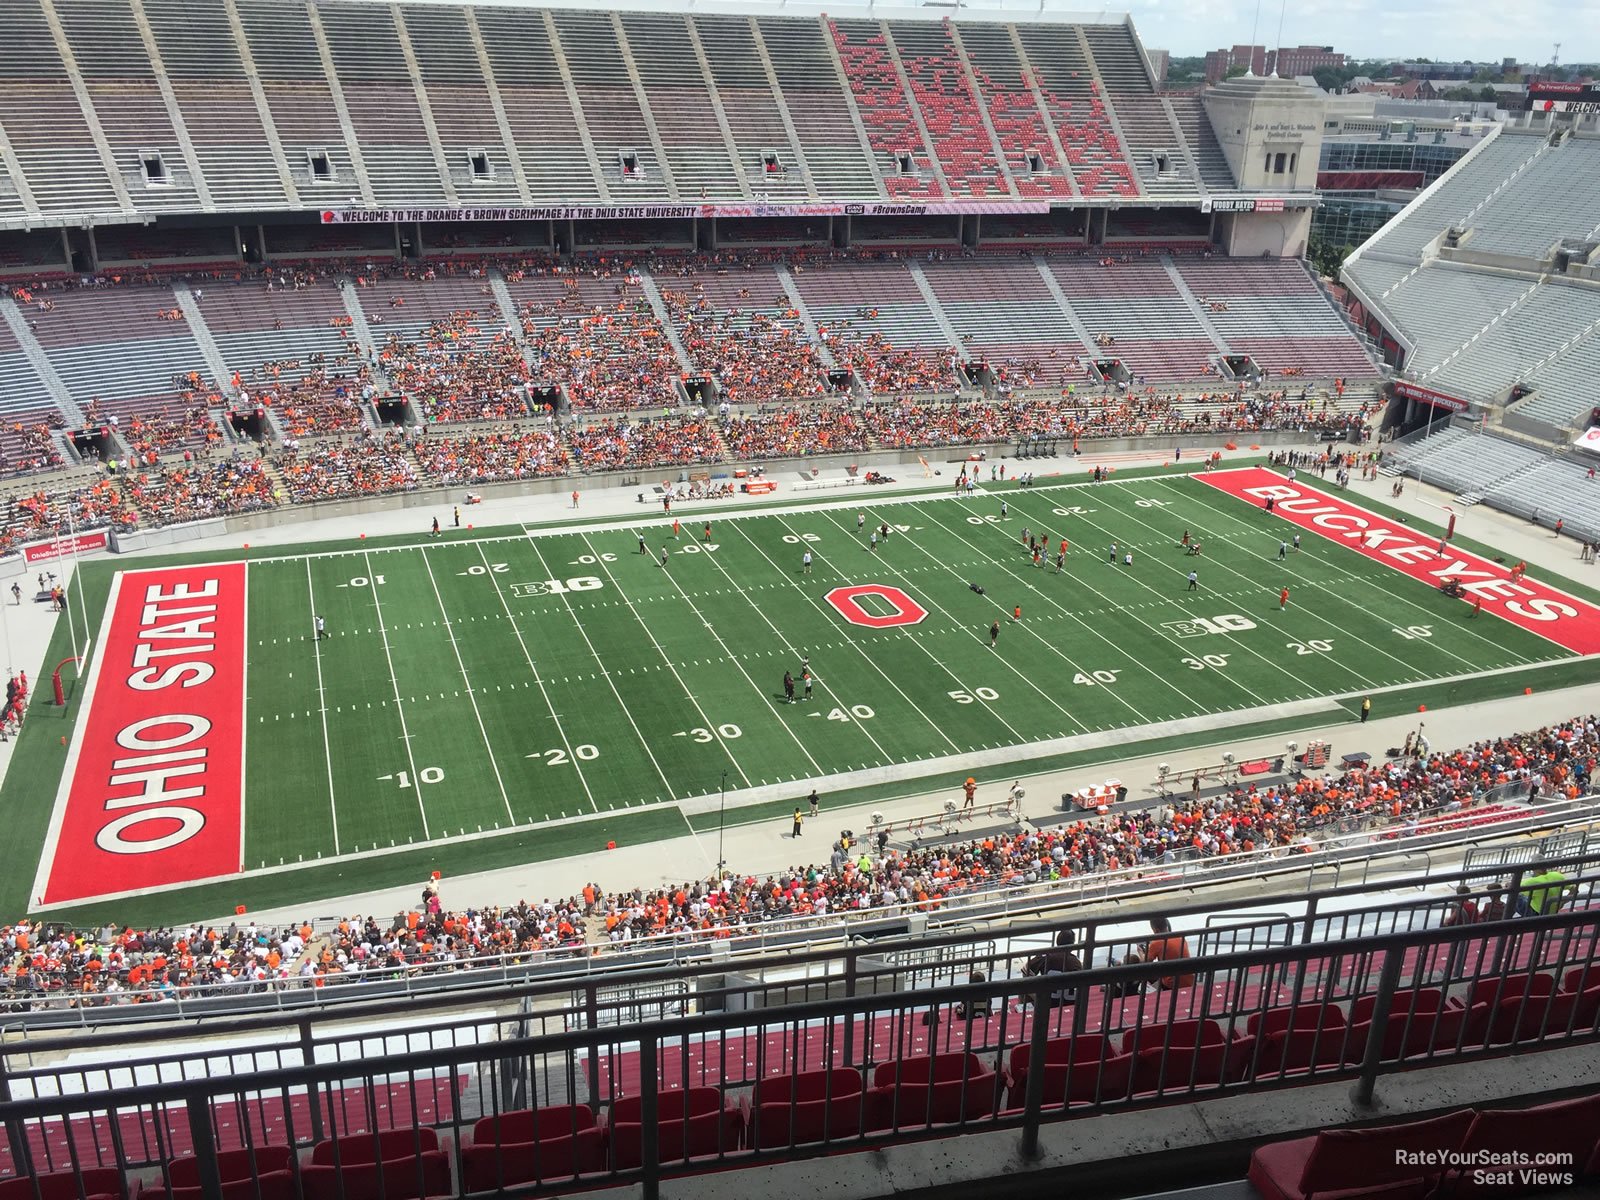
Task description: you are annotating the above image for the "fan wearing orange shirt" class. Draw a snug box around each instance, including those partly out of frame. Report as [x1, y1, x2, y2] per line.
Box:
[1141, 916, 1196, 990]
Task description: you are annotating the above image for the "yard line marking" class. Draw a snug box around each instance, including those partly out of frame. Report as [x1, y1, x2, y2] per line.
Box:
[1160, 478, 1543, 671]
[305, 558, 341, 855]
[913, 505, 1188, 725]
[726, 518, 959, 754]
[419, 548, 515, 826]
[363, 550, 430, 840]
[802, 511, 1071, 740]
[988, 495, 1295, 707]
[569, 532, 755, 788]
[475, 541, 599, 814]
[652, 530, 871, 768]
[521, 534, 680, 794]
[1129, 481, 1459, 681]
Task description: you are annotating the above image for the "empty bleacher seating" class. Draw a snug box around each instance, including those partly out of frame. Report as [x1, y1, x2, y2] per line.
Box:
[1053, 258, 1216, 382]
[1013, 25, 1137, 197]
[830, 19, 943, 200]
[1176, 258, 1380, 380]
[888, 21, 1007, 198]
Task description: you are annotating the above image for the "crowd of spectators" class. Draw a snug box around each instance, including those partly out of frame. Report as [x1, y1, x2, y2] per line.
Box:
[521, 276, 683, 411]
[251, 365, 371, 439]
[819, 327, 956, 397]
[121, 394, 225, 462]
[413, 428, 571, 486]
[380, 315, 529, 425]
[0, 478, 128, 557]
[274, 431, 417, 502]
[718, 404, 870, 460]
[3, 714, 1588, 1008]
[120, 457, 277, 525]
[0, 420, 65, 476]
[658, 280, 828, 405]
[593, 714, 1598, 944]
[567, 416, 723, 472]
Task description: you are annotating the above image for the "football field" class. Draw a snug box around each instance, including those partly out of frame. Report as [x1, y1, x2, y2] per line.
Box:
[25, 466, 1600, 918]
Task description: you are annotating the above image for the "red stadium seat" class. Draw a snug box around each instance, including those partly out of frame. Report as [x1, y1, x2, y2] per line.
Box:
[146, 1172, 298, 1200]
[163, 1148, 296, 1189]
[748, 1095, 864, 1149]
[470, 1105, 595, 1146]
[1247, 1003, 1346, 1038]
[1120, 1017, 1230, 1055]
[610, 1086, 724, 1125]
[609, 1108, 746, 1167]
[1448, 1093, 1600, 1198]
[1463, 973, 1554, 1009]
[1350, 989, 1442, 1024]
[0, 1169, 126, 1200]
[460, 1129, 607, 1191]
[310, 1127, 439, 1166]
[750, 1068, 863, 1107]
[1007, 1034, 1109, 1107]
[864, 1068, 999, 1130]
[301, 1152, 450, 1200]
[1247, 1110, 1475, 1200]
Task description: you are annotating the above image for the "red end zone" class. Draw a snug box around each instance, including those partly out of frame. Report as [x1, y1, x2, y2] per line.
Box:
[1199, 467, 1600, 655]
[38, 563, 247, 907]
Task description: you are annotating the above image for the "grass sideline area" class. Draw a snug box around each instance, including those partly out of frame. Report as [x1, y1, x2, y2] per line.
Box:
[9, 460, 1599, 926]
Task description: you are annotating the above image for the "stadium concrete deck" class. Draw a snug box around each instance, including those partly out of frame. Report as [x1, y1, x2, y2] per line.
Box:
[4, 438, 1596, 925]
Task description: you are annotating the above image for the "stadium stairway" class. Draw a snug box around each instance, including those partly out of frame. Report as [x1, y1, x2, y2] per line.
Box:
[173, 284, 238, 402]
[487, 271, 538, 374]
[634, 272, 698, 375]
[774, 264, 838, 370]
[0, 294, 84, 426]
[335, 279, 388, 377]
[1159, 258, 1231, 354]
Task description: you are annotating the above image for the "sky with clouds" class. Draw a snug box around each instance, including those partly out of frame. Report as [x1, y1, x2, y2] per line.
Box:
[1051, 0, 1592, 65]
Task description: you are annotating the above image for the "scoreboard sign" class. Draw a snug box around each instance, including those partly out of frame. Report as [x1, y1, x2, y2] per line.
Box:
[1526, 81, 1600, 114]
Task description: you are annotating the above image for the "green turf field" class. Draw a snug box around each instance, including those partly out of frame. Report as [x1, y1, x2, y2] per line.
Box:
[240, 472, 1569, 851]
[16, 466, 1597, 923]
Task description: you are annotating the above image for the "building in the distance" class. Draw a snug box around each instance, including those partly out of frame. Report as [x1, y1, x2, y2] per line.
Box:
[1145, 47, 1170, 83]
[1205, 44, 1267, 83]
[1272, 46, 1345, 78]
[1205, 44, 1343, 83]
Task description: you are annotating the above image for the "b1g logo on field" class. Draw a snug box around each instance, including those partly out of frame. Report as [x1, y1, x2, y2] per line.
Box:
[825, 584, 928, 629]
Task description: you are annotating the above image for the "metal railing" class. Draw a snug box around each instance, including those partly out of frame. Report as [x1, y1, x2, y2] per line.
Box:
[2, 888, 1597, 1200]
[10, 791, 1592, 1032]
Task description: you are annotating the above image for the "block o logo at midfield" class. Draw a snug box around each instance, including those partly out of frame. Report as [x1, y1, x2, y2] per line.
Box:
[825, 584, 928, 629]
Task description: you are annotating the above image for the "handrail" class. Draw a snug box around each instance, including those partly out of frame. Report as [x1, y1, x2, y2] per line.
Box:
[5, 820, 1597, 1062]
[4, 792, 1590, 1035]
[2, 901, 1598, 1200]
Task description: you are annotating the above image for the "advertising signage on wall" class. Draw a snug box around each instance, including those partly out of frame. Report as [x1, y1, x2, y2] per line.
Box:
[1201, 198, 1289, 214]
[1525, 81, 1600, 113]
[1394, 380, 1469, 413]
[319, 202, 1063, 223]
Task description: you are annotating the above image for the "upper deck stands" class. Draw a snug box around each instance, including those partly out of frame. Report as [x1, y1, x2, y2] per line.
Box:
[1361, 131, 1544, 262]
[0, 1, 1242, 220]
[696, 15, 813, 205]
[829, 19, 943, 200]
[957, 24, 1074, 200]
[406, 6, 523, 206]
[889, 20, 1008, 198]
[1013, 25, 1137, 198]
